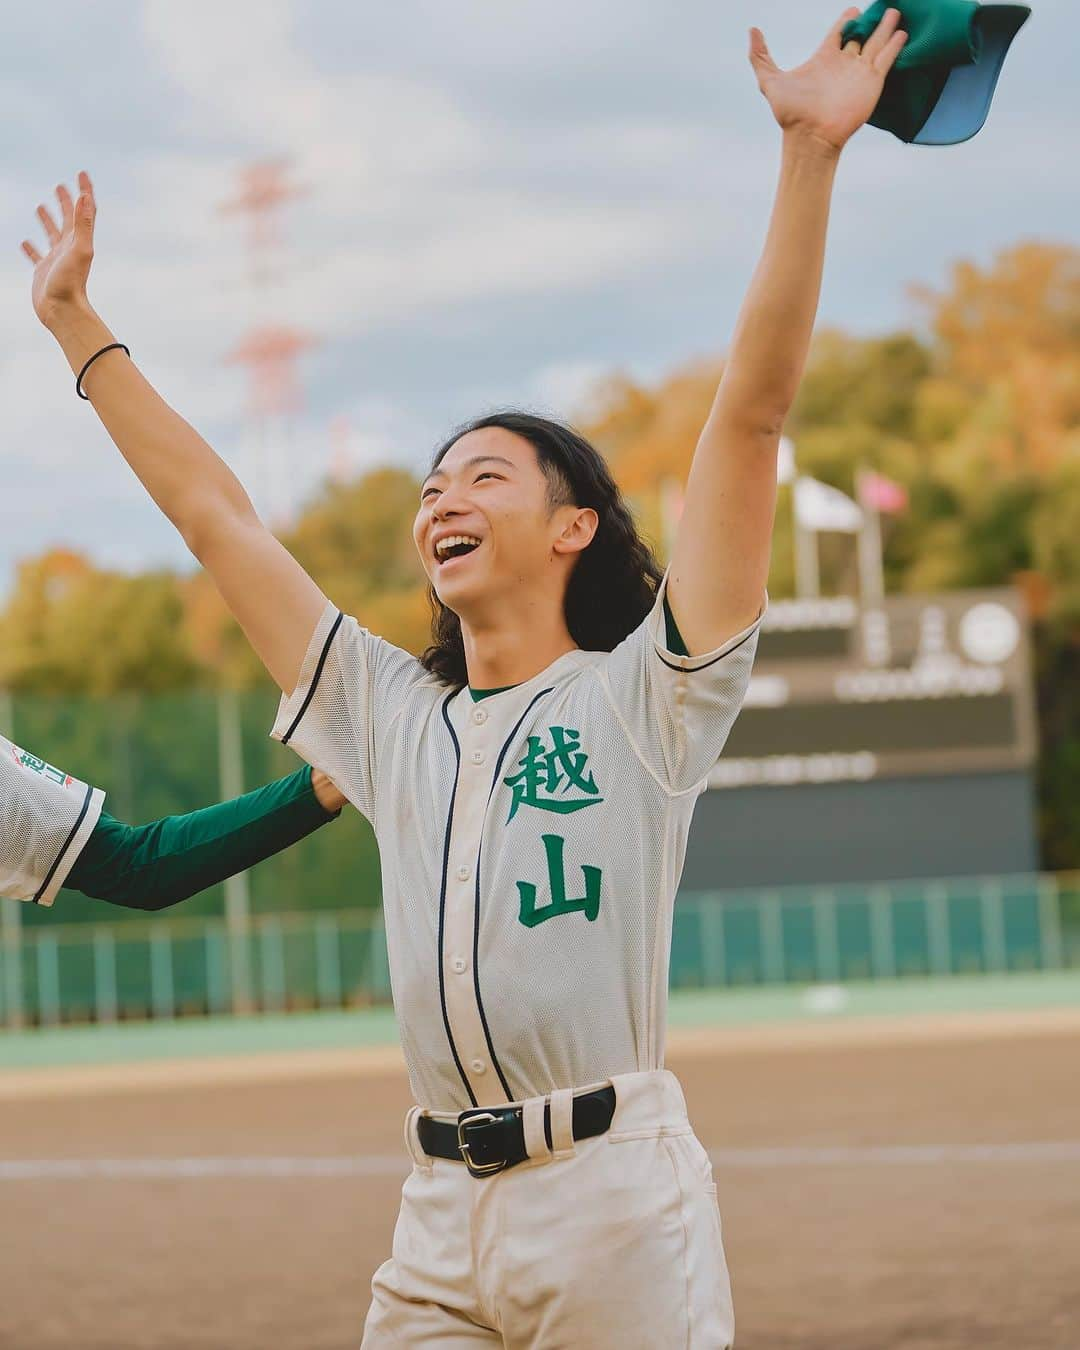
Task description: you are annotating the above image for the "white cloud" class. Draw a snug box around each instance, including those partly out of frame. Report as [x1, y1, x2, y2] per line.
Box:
[526, 359, 617, 421]
[0, 0, 1075, 600]
[136, 2, 693, 334]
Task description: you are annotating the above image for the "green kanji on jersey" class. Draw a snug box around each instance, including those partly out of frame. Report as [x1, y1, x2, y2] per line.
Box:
[517, 834, 601, 928]
[15, 750, 71, 787]
[503, 725, 603, 823]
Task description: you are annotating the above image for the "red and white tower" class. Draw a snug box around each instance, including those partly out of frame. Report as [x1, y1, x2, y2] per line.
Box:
[219, 159, 316, 529]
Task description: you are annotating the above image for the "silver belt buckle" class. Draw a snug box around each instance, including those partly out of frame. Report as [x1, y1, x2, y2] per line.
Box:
[457, 1112, 507, 1178]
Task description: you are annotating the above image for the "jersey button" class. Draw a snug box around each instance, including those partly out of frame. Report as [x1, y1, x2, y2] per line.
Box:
[456, 864, 471, 881]
[470, 750, 485, 766]
[451, 956, 468, 974]
[470, 1059, 487, 1075]
[473, 709, 488, 725]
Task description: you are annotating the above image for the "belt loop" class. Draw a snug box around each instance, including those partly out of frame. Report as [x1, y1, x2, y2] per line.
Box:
[549, 1088, 575, 1157]
[404, 1106, 432, 1173]
[522, 1096, 551, 1161]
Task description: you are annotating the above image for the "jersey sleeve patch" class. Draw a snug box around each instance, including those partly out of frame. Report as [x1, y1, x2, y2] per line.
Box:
[0, 733, 105, 906]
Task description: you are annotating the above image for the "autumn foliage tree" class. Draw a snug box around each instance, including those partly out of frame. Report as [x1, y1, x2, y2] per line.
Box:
[182, 464, 431, 689]
[580, 242, 1080, 867]
[2, 239, 1078, 866]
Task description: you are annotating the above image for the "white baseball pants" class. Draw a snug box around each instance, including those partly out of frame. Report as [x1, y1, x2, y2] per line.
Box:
[360, 1069, 734, 1348]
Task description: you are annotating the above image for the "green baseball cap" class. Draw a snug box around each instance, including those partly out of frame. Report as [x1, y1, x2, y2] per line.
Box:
[841, 1, 1031, 144]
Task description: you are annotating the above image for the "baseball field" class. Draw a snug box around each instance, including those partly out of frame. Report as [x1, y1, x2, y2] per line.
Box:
[2, 976, 1078, 1350]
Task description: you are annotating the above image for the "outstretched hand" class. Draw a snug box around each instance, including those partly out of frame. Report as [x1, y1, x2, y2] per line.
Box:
[750, 7, 908, 152]
[20, 170, 97, 327]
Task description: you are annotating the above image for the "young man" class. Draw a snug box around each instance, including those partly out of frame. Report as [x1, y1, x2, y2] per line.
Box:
[21, 10, 907, 1344]
[1, 728, 345, 910]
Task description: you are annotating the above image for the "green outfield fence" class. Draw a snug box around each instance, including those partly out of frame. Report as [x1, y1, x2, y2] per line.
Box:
[1, 874, 1077, 1030]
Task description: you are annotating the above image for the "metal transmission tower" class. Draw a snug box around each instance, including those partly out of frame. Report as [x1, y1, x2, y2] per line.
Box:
[219, 158, 306, 287]
[216, 161, 317, 1011]
[219, 159, 317, 531]
[224, 323, 317, 530]
[328, 413, 356, 485]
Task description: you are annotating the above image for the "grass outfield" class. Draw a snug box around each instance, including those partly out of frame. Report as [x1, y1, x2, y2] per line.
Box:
[2, 970, 1079, 1071]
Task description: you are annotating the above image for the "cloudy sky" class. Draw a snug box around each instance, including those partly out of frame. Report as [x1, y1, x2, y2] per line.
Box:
[1, 0, 1074, 597]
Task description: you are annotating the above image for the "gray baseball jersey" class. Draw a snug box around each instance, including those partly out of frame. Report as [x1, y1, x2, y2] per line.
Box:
[272, 575, 762, 1112]
[0, 733, 105, 906]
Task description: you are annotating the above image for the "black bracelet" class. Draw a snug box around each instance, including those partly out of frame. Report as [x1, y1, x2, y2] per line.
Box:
[76, 342, 130, 400]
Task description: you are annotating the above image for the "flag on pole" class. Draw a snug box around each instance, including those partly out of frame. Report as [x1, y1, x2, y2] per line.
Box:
[793, 477, 863, 533]
[858, 470, 909, 515]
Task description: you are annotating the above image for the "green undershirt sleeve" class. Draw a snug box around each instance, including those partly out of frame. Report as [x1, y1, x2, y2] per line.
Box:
[662, 593, 689, 658]
[66, 766, 338, 912]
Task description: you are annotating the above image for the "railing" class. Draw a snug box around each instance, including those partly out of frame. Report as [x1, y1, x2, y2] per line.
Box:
[668, 874, 1076, 988]
[1, 874, 1077, 1029]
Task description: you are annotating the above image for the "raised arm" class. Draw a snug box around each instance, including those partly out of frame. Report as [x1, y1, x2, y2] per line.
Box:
[20, 172, 326, 694]
[667, 8, 907, 654]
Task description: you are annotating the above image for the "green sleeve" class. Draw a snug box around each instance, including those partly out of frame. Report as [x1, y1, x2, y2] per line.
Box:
[662, 593, 689, 657]
[66, 767, 338, 911]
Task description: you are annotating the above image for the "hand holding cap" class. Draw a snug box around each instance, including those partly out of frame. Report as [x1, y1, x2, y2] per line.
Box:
[841, 1, 1031, 144]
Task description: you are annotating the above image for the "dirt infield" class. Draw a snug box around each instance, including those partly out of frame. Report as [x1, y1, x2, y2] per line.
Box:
[2, 1019, 1078, 1349]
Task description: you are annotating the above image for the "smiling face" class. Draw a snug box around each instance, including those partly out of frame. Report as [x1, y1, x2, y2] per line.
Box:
[413, 426, 595, 621]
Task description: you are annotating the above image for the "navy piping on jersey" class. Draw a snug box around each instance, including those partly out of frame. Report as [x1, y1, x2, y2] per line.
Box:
[438, 693, 480, 1106]
[653, 622, 757, 674]
[281, 611, 344, 746]
[33, 781, 94, 904]
[471, 687, 554, 1103]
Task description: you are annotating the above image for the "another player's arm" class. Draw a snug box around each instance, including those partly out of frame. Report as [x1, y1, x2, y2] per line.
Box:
[667, 8, 907, 655]
[21, 174, 325, 695]
[67, 768, 347, 911]
[2, 735, 341, 909]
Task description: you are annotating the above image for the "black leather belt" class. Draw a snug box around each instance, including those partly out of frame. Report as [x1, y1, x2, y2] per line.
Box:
[417, 1085, 616, 1179]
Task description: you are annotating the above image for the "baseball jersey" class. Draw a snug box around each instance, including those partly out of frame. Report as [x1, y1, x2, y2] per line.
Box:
[1, 733, 105, 907]
[272, 573, 763, 1112]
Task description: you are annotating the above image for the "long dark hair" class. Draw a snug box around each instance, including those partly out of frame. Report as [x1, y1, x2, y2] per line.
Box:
[420, 410, 664, 687]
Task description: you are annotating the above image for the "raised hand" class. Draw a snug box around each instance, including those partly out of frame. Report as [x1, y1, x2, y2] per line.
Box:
[750, 7, 908, 152]
[20, 170, 97, 327]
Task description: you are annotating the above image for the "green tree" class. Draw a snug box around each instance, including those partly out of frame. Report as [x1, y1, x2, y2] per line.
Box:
[0, 550, 201, 695]
[6, 239, 1079, 874]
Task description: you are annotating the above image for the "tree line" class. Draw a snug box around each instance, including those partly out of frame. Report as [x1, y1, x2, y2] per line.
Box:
[3, 240, 1077, 868]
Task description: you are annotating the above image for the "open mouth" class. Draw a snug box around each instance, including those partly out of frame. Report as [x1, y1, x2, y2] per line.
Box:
[434, 534, 482, 566]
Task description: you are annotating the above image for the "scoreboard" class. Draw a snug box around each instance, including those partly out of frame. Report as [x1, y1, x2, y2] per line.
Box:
[710, 588, 1037, 790]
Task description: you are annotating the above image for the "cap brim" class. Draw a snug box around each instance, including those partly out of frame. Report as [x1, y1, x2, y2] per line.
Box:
[915, 5, 1031, 145]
